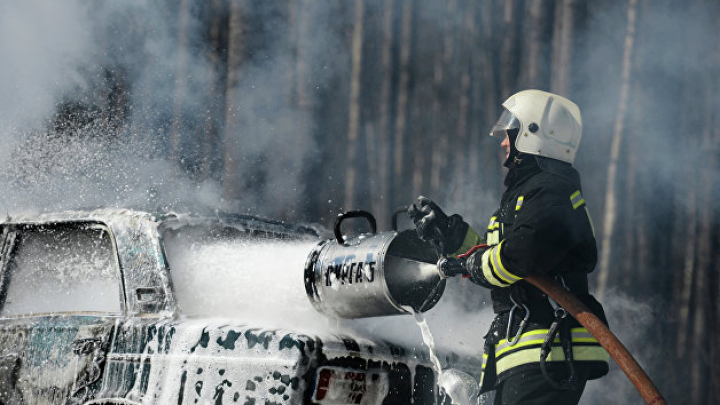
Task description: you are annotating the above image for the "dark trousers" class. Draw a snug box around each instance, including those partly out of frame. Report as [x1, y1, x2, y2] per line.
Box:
[492, 369, 588, 405]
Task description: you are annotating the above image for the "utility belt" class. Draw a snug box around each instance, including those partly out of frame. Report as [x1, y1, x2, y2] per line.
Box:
[488, 272, 595, 391]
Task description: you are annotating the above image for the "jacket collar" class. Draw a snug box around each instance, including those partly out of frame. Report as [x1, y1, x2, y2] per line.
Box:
[504, 155, 578, 190]
[504, 154, 542, 189]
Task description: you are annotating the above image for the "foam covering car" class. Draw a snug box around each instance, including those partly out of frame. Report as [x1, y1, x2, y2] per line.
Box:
[0, 209, 480, 405]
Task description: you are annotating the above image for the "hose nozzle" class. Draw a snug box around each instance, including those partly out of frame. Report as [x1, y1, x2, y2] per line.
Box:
[437, 256, 469, 279]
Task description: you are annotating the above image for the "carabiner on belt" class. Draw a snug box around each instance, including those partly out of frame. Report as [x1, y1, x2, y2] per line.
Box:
[548, 275, 569, 319]
[506, 294, 530, 346]
[539, 275, 579, 391]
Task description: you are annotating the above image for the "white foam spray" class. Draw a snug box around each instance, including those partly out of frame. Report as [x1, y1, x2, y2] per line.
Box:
[164, 238, 339, 335]
[164, 234, 495, 353]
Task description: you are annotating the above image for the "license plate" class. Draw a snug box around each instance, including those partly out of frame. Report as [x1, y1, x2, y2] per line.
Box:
[313, 366, 389, 405]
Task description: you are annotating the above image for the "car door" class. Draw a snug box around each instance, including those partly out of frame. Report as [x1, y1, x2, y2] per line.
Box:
[0, 221, 125, 405]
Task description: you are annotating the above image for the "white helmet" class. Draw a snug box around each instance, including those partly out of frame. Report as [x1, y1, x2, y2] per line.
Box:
[490, 89, 582, 164]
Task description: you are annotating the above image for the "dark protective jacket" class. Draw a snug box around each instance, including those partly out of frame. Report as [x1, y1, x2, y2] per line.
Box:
[454, 155, 609, 392]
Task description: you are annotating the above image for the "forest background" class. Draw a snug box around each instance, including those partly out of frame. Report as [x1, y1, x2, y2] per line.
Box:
[0, 1, 718, 404]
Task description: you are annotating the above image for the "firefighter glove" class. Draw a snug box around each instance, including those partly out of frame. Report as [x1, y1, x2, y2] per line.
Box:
[407, 196, 469, 256]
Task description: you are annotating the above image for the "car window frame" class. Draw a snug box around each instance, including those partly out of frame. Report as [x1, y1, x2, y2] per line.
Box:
[0, 221, 127, 319]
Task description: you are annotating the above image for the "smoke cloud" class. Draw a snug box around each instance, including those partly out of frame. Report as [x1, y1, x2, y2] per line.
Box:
[0, 1, 320, 218]
[0, 1, 92, 161]
[1, 1, 715, 402]
[580, 289, 661, 405]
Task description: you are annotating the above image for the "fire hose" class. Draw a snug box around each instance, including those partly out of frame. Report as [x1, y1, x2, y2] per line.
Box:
[445, 245, 667, 404]
[525, 275, 667, 405]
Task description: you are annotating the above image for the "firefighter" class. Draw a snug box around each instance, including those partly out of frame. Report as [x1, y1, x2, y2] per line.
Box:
[408, 90, 609, 405]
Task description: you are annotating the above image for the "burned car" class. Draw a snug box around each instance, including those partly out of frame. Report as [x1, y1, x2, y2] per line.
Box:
[0, 209, 480, 405]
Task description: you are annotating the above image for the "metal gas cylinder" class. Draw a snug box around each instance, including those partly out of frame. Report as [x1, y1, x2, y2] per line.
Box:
[304, 210, 445, 319]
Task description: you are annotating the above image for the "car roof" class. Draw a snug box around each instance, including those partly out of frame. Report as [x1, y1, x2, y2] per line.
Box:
[1, 208, 320, 240]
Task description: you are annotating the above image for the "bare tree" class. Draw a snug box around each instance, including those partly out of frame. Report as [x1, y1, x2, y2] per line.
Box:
[467, 0, 486, 204]
[481, 0, 503, 194]
[373, 0, 395, 226]
[393, 0, 413, 205]
[410, 3, 433, 199]
[627, 10, 651, 285]
[452, 1, 475, 194]
[344, 0, 365, 210]
[631, 84, 651, 287]
[710, 34, 720, 397]
[521, 0, 550, 88]
[222, 0, 245, 202]
[597, 0, 638, 299]
[499, 0, 518, 99]
[550, 0, 576, 96]
[675, 146, 697, 363]
[290, 0, 315, 220]
[170, 0, 192, 163]
[688, 29, 718, 402]
[201, 0, 223, 181]
[428, 0, 457, 196]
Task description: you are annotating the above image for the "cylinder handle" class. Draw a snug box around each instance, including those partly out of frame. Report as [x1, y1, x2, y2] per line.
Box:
[391, 206, 409, 231]
[334, 210, 377, 244]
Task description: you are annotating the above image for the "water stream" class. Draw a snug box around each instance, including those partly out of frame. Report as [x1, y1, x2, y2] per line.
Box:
[405, 305, 480, 405]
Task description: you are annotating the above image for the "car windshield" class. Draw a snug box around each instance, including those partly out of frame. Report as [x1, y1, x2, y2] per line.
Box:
[162, 224, 320, 325]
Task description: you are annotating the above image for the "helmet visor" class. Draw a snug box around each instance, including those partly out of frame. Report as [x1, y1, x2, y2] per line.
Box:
[489, 109, 520, 139]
